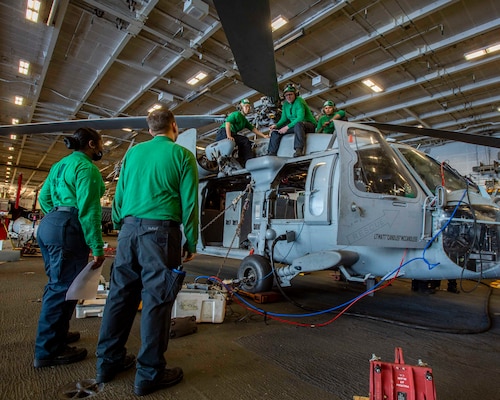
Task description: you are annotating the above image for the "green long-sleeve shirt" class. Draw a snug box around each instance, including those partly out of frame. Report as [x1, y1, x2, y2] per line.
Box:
[112, 135, 199, 253]
[276, 97, 316, 129]
[220, 110, 254, 134]
[316, 110, 346, 133]
[38, 151, 105, 256]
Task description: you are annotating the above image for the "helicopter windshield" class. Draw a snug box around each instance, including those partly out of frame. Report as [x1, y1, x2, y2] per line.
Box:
[396, 146, 480, 195]
[349, 128, 417, 198]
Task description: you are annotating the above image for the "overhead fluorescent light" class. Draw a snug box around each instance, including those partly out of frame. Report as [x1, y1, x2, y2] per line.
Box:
[464, 42, 500, 60]
[18, 60, 30, 75]
[14, 96, 24, 105]
[147, 104, 162, 113]
[187, 71, 208, 85]
[487, 43, 500, 53]
[11, 119, 19, 125]
[362, 79, 383, 93]
[274, 29, 304, 51]
[465, 49, 486, 60]
[104, 140, 113, 146]
[26, 0, 41, 22]
[271, 15, 288, 32]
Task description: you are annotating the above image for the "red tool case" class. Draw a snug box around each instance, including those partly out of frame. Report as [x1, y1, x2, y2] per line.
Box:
[369, 347, 437, 400]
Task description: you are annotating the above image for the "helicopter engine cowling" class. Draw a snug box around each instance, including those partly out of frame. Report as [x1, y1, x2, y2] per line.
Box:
[204, 139, 242, 177]
[205, 139, 235, 161]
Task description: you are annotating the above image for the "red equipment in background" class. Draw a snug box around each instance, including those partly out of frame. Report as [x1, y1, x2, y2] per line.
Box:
[369, 347, 437, 400]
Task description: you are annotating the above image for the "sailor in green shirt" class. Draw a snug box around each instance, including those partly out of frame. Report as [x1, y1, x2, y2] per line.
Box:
[267, 83, 316, 157]
[316, 100, 347, 133]
[34, 127, 105, 368]
[215, 98, 267, 167]
[97, 108, 198, 395]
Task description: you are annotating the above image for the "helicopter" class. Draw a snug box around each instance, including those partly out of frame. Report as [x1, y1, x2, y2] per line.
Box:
[2, 0, 500, 294]
[182, 119, 500, 293]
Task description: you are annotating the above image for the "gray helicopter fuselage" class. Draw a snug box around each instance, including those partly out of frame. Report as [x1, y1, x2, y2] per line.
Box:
[196, 121, 500, 286]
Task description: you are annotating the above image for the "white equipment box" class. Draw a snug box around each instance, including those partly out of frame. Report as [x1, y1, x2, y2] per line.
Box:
[75, 298, 106, 319]
[75, 285, 108, 319]
[75, 284, 227, 324]
[172, 284, 227, 323]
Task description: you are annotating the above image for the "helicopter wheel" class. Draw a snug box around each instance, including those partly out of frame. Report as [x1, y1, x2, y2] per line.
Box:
[237, 255, 273, 293]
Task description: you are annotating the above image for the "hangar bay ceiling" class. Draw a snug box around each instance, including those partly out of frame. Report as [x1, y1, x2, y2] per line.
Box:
[1, 0, 499, 202]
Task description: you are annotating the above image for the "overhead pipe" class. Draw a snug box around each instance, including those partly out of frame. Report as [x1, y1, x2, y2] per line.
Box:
[47, 0, 60, 26]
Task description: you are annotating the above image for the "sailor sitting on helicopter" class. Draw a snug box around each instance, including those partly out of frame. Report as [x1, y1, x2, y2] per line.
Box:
[267, 83, 316, 157]
[214, 98, 268, 168]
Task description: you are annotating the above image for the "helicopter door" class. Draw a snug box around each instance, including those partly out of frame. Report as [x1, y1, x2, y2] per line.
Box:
[336, 123, 426, 249]
[304, 155, 336, 224]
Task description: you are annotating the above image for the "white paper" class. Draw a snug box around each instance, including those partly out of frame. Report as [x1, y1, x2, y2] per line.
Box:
[66, 261, 103, 300]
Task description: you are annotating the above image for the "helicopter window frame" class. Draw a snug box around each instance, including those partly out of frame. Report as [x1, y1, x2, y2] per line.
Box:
[395, 145, 480, 195]
[309, 161, 328, 216]
[270, 161, 310, 220]
[348, 128, 418, 199]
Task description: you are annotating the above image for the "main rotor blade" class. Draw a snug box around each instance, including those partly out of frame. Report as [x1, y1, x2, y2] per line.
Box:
[0, 115, 225, 136]
[213, 0, 279, 102]
[366, 122, 500, 149]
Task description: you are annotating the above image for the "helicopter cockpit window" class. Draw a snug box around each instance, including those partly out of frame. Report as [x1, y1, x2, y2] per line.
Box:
[396, 146, 480, 195]
[349, 128, 417, 198]
[271, 162, 310, 219]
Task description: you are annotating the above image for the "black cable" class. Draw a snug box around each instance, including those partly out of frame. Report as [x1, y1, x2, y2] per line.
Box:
[269, 235, 338, 313]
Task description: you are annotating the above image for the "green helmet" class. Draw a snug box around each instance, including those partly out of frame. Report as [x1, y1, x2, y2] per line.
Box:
[323, 100, 335, 107]
[241, 98, 250, 105]
[283, 84, 297, 94]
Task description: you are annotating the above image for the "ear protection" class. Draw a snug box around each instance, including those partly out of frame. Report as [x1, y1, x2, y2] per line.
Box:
[283, 83, 299, 96]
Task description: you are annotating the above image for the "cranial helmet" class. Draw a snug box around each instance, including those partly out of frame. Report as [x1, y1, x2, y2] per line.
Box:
[283, 83, 297, 94]
[323, 100, 335, 107]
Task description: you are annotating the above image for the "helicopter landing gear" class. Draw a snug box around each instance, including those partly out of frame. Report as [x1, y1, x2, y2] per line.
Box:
[237, 255, 273, 293]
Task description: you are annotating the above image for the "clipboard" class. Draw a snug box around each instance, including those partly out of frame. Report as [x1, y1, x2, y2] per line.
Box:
[66, 261, 103, 300]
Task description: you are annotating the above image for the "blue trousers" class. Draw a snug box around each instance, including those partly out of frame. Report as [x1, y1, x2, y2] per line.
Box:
[215, 127, 253, 167]
[267, 121, 316, 155]
[35, 209, 89, 359]
[96, 218, 184, 386]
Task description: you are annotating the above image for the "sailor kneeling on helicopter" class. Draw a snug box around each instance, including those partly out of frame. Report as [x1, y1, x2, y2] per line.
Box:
[316, 100, 347, 134]
[215, 98, 268, 167]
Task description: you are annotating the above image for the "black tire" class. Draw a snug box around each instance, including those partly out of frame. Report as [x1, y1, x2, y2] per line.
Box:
[237, 255, 273, 293]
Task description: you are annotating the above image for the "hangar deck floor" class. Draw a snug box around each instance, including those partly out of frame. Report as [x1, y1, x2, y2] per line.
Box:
[1, 237, 499, 400]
